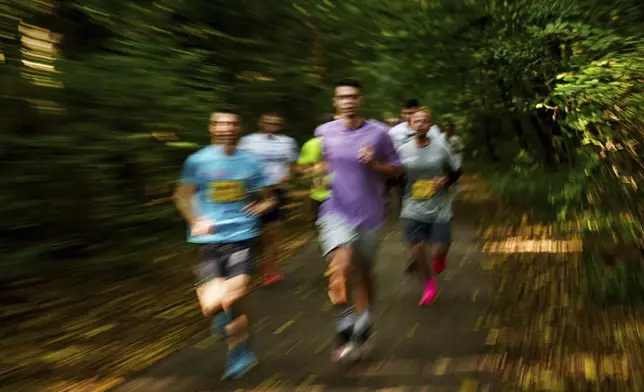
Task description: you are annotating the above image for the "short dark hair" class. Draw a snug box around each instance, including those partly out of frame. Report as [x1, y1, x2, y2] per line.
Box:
[403, 99, 420, 109]
[261, 112, 282, 118]
[334, 78, 362, 91]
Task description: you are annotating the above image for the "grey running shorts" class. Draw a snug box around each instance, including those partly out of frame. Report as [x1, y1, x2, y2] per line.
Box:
[317, 214, 382, 265]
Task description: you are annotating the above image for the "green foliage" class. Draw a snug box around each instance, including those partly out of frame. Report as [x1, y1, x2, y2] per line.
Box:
[584, 252, 644, 305]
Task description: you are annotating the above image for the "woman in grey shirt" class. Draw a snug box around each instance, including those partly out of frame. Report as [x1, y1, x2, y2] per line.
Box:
[396, 108, 462, 306]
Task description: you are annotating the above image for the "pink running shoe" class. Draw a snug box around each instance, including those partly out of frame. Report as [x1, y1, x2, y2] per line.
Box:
[431, 256, 446, 275]
[419, 278, 439, 306]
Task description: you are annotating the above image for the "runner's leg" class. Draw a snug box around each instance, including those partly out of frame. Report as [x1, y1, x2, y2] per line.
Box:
[195, 244, 226, 317]
[260, 188, 284, 285]
[260, 221, 281, 283]
[220, 241, 257, 379]
[430, 221, 452, 276]
[402, 219, 438, 305]
[352, 227, 382, 357]
[318, 215, 359, 363]
[194, 243, 248, 378]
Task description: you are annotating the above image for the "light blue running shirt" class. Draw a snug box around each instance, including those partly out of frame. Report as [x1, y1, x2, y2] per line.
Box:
[179, 145, 269, 244]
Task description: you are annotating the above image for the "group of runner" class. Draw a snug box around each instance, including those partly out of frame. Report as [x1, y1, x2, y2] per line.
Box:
[173, 78, 463, 379]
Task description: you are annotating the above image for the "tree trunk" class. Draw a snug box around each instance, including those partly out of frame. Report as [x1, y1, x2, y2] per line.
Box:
[530, 111, 556, 165]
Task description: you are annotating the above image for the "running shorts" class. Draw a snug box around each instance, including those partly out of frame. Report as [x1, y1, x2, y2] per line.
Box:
[317, 214, 382, 265]
[194, 240, 255, 286]
[401, 218, 451, 246]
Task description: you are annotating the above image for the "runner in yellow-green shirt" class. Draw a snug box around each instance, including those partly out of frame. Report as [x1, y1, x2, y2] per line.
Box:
[297, 137, 330, 221]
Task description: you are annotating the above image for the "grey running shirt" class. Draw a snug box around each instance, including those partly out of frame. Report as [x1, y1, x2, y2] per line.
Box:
[397, 139, 460, 223]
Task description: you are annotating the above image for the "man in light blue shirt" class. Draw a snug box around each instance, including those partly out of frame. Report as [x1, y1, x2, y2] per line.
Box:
[238, 113, 299, 286]
[173, 108, 275, 380]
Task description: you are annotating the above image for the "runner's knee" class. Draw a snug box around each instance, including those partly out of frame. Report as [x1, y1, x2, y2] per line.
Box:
[326, 247, 353, 304]
[196, 279, 225, 316]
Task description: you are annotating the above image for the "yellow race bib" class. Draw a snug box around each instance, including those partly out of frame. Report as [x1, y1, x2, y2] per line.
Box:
[411, 179, 435, 200]
[208, 180, 245, 202]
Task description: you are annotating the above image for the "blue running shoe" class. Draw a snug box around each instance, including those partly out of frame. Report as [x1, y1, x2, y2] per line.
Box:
[221, 344, 242, 380]
[230, 350, 258, 379]
[221, 341, 257, 380]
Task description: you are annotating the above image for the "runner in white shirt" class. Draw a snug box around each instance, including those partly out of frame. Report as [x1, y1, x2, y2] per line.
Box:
[387, 100, 420, 213]
[443, 123, 464, 168]
[389, 101, 445, 150]
[388, 99, 420, 150]
[428, 124, 447, 145]
[442, 123, 464, 219]
[238, 113, 299, 286]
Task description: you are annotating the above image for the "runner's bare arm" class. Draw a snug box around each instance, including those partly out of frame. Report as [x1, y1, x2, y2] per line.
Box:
[173, 183, 198, 227]
[243, 187, 277, 216]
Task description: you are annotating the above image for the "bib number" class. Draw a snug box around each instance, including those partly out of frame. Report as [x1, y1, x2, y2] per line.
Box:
[209, 181, 245, 202]
[411, 179, 435, 200]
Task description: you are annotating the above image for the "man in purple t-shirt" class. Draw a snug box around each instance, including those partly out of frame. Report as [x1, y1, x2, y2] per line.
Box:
[315, 78, 403, 363]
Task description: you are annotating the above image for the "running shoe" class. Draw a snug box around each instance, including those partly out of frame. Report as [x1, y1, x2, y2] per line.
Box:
[419, 279, 439, 306]
[262, 272, 283, 286]
[331, 341, 359, 363]
[222, 341, 257, 380]
[331, 329, 358, 363]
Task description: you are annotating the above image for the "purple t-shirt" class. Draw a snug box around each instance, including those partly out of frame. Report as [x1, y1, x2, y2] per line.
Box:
[315, 119, 401, 229]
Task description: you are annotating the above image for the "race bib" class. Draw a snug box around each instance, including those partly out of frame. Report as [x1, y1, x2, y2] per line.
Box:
[208, 181, 245, 202]
[411, 179, 435, 200]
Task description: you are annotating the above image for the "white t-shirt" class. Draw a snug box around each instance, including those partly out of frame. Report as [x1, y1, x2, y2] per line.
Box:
[445, 135, 464, 168]
[238, 133, 299, 185]
[389, 122, 445, 150]
[428, 125, 446, 144]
